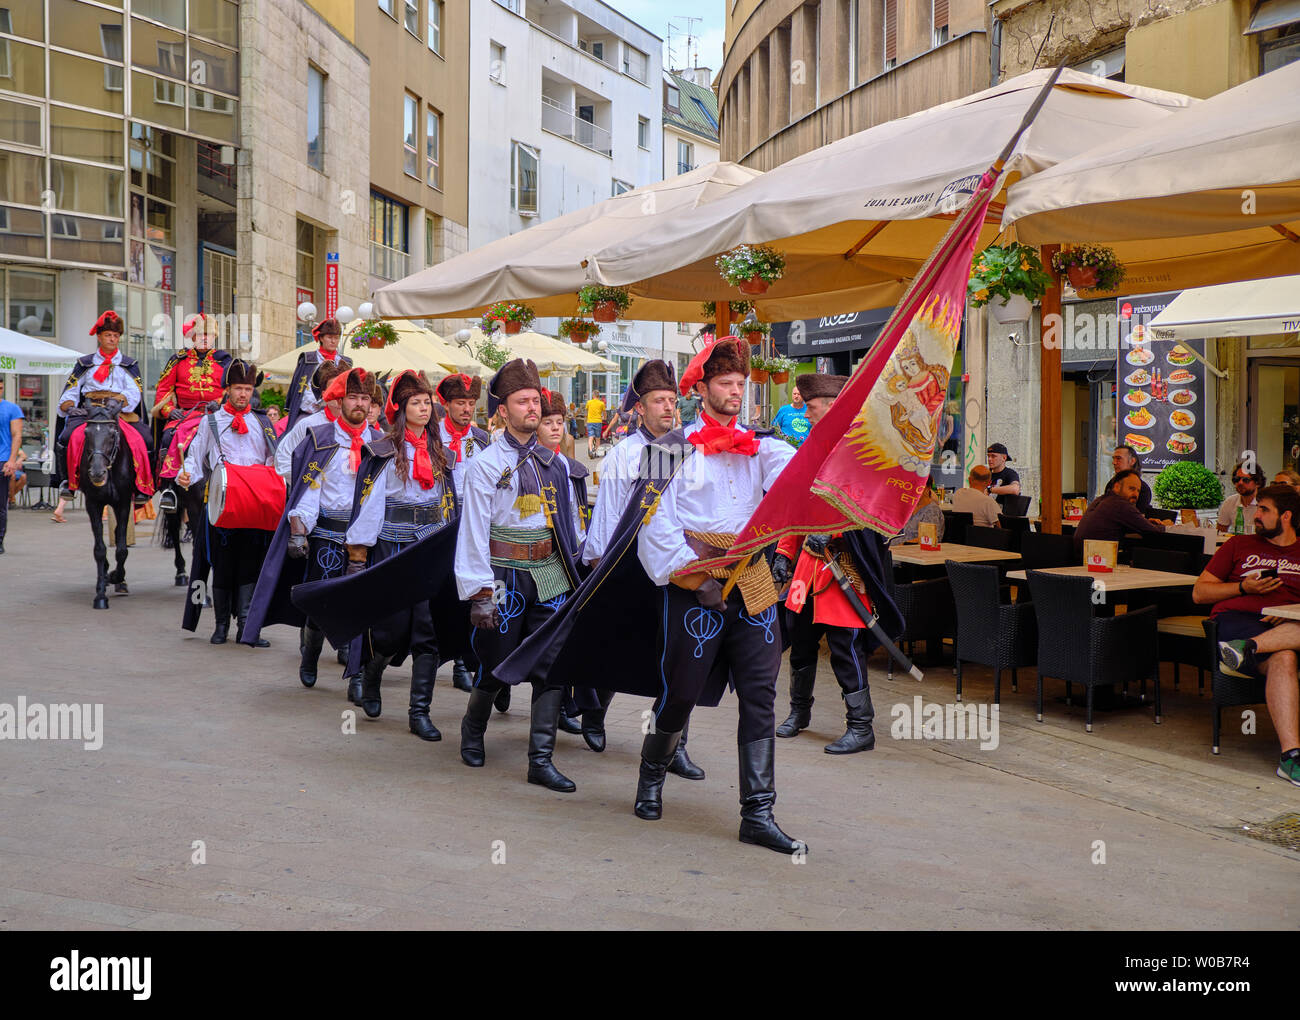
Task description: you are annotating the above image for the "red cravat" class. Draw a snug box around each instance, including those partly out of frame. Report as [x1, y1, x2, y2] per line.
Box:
[319, 348, 337, 362]
[224, 402, 249, 434]
[92, 348, 115, 384]
[443, 418, 469, 462]
[687, 412, 760, 456]
[338, 417, 366, 472]
[405, 428, 435, 489]
[324, 406, 338, 423]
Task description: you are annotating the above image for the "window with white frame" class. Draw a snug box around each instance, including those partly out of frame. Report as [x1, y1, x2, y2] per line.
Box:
[511, 141, 538, 215]
[489, 41, 505, 82]
[427, 0, 442, 52]
[637, 116, 649, 149]
[403, 0, 418, 36]
[403, 93, 418, 177]
[426, 108, 440, 189]
[932, 0, 949, 46]
[883, 0, 897, 69]
[611, 178, 632, 196]
[378, 0, 394, 18]
[623, 46, 648, 82]
[677, 139, 694, 174]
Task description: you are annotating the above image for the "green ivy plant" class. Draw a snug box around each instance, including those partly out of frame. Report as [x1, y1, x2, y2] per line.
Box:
[1152, 461, 1224, 510]
[740, 320, 772, 337]
[473, 332, 513, 371]
[577, 285, 632, 315]
[701, 299, 754, 319]
[967, 242, 1053, 307]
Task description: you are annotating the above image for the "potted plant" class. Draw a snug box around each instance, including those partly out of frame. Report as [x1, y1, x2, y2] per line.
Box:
[1051, 244, 1126, 293]
[1152, 462, 1224, 523]
[716, 244, 786, 296]
[968, 242, 1053, 323]
[742, 320, 771, 346]
[749, 357, 770, 384]
[473, 333, 513, 371]
[766, 354, 796, 385]
[479, 301, 535, 335]
[701, 299, 754, 321]
[558, 317, 597, 344]
[577, 285, 632, 323]
[349, 319, 400, 349]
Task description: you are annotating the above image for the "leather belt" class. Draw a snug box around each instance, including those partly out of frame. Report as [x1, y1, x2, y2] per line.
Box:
[388, 505, 442, 526]
[490, 536, 553, 561]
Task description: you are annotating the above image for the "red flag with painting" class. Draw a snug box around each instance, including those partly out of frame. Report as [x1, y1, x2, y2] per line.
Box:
[724, 173, 994, 556]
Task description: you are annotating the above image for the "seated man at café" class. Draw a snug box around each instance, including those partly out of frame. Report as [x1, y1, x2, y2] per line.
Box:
[1072, 469, 1166, 552]
[1110, 444, 1175, 522]
[1273, 468, 1300, 492]
[950, 464, 1001, 528]
[891, 477, 945, 545]
[1195, 484, 1300, 787]
[1218, 460, 1265, 533]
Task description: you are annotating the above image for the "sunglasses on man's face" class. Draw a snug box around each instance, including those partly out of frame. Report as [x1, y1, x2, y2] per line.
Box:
[1233, 476, 1250, 484]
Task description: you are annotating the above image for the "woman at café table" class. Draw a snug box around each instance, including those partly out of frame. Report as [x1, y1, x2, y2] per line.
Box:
[1195, 484, 1300, 788]
[1072, 470, 1166, 552]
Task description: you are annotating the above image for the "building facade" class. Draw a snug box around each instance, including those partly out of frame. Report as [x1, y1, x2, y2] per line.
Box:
[465, 0, 662, 402]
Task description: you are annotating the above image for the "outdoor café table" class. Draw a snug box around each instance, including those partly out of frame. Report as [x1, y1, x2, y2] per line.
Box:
[1005, 565, 1196, 591]
[1260, 604, 1300, 622]
[890, 542, 1021, 566]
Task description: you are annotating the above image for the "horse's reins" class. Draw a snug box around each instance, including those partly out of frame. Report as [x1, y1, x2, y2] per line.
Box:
[86, 416, 121, 482]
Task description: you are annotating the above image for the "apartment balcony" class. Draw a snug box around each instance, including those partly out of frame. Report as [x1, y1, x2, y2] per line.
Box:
[370, 241, 410, 282]
[541, 95, 612, 157]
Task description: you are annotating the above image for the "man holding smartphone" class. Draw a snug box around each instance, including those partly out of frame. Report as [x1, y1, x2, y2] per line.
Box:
[1194, 484, 1300, 787]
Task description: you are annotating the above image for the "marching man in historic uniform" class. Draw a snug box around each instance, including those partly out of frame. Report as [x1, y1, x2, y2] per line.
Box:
[345, 370, 459, 741]
[436, 372, 491, 694]
[285, 318, 352, 430]
[275, 361, 346, 481]
[154, 314, 232, 504]
[633, 336, 805, 853]
[454, 359, 584, 791]
[241, 367, 376, 700]
[771, 373, 904, 754]
[54, 311, 154, 504]
[178, 359, 278, 645]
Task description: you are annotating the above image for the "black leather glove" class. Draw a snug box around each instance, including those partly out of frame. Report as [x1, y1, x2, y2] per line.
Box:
[804, 533, 831, 556]
[470, 596, 500, 631]
[168, 407, 185, 422]
[770, 554, 793, 586]
[287, 533, 308, 559]
[694, 577, 725, 612]
[346, 557, 366, 576]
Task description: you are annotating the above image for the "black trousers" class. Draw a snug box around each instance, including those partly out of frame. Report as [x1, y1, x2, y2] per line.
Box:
[654, 584, 781, 743]
[469, 566, 564, 697]
[366, 536, 438, 661]
[207, 524, 271, 590]
[786, 606, 872, 695]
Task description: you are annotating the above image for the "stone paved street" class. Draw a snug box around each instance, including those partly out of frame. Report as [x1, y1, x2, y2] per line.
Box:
[0, 505, 1296, 930]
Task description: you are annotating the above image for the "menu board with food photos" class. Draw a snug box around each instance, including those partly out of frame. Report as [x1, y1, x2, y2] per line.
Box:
[1117, 291, 1207, 471]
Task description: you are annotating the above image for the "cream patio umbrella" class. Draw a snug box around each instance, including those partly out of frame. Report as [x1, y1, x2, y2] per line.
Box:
[259, 337, 451, 387]
[459, 328, 618, 375]
[583, 69, 1196, 318]
[1001, 61, 1300, 288]
[384, 319, 492, 378]
[373, 161, 762, 323]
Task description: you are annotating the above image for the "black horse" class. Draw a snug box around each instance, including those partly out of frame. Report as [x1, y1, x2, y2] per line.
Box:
[79, 402, 137, 610]
[159, 474, 205, 589]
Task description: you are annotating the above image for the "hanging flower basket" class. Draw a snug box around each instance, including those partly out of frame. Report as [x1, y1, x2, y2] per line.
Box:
[348, 319, 400, 350]
[770, 370, 790, 385]
[716, 244, 786, 295]
[1051, 244, 1126, 293]
[479, 301, 535, 335]
[558, 317, 597, 344]
[989, 293, 1033, 324]
[504, 320, 522, 334]
[742, 320, 771, 346]
[750, 367, 769, 384]
[745, 330, 764, 345]
[577, 285, 631, 323]
[701, 300, 754, 321]
[764, 355, 796, 387]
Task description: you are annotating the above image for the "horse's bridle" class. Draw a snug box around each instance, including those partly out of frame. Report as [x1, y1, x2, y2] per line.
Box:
[85, 414, 122, 484]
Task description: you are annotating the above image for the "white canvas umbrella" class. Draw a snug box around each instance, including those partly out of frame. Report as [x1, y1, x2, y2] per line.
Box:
[1147, 274, 1300, 341]
[459, 328, 618, 376]
[0, 328, 81, 375]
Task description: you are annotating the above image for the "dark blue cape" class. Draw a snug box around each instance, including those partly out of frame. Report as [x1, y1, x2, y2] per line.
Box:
[240, 422, 341, 644]
[285, 349, 352, 432]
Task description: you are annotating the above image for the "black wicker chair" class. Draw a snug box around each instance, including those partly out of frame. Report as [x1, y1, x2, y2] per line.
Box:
[1201, 616, 1269, 754]
[942, 510, 973, 545]
[1019, 531, 1078, 571]
[946, 561, 1037, 704]
[1002, 494, 1032, 517]
[886, 557, 956, 678]
[1127, 545, 1202, 636]
[1134, 530, 1209, 558]
[998, 513, 1032, 536]
[965, 525, 1017, 552]
[1025, 570, 1162, 732]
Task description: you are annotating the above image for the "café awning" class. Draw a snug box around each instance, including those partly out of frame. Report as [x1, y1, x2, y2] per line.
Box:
[1147, 274, 1300, 341]
[0, 328, 81, 375]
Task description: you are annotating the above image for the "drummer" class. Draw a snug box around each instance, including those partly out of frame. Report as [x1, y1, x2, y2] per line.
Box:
[178, 359, 279, 647]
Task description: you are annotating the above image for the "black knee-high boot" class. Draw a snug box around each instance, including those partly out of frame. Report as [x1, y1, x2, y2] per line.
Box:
[407, 653, 441, 741]
[359, 653, 389, 719]
[235, 583, 269, 647]
[634, 728, 682, 820]
[668, 716, 705, 779]
[460, 687, 495, 767]
[737, 738, 806, 855]
[526, 688, 576, 792]
[776, 664, 816, 737]
[824, 686, 875, 754]
[298, 623, 325, 688]
[209, 587, 232, 644]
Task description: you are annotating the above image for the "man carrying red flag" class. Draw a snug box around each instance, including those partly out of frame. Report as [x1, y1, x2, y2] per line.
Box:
[771, 373, 904, 754]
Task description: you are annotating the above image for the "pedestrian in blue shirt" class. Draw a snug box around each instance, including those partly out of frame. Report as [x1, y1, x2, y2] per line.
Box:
[0, 398, 25, 553]
[771, 386, 810, 446]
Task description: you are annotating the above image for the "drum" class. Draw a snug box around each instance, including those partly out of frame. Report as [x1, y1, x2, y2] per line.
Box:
[207, 463, 285, 531]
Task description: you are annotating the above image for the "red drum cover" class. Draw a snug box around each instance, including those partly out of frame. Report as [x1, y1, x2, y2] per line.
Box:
[210, 463, 285, 531]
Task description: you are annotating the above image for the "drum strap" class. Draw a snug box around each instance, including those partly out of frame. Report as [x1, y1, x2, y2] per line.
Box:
[206, 412, 226, 469]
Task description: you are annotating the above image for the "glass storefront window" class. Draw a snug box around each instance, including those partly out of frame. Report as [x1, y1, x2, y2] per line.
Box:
[49, 50, 123, 113]
[188, 87, 238, 144]
[145, 197, 173, 245]
[0, 205, 45, 258]
[51, 159, 124, 218]
[130, 16, 187, 80]
[188, 0, 237, 46]
[130, 122, 176, 157]
[0, 96, 42, 148]
[50, 0, 124, 58]
[128, 147, 175, 201]
[1, 40, 48, 98]
[7, 269, 57, 336]
[49, 213, 124, 266]
[51, 106, 124, 164]
[0, 150, 43, 206]
[146, 243, 174, 291]
[134, 0, 186, 30]
[131, 72, 186, 131]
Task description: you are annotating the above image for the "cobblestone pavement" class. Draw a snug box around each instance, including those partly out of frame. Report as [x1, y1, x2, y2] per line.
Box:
[0, 506, 1296, 929]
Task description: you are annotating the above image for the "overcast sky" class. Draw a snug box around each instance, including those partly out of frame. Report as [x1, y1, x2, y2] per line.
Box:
[608, 0, 727, 73]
